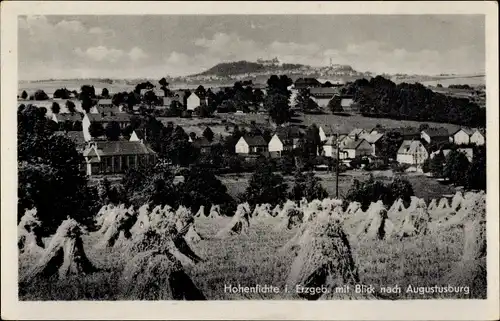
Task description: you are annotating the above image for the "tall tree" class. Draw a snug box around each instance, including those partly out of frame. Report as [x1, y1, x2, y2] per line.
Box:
[202, 127, 214, 142]
[443, 150, 470, 186]
[21, 90, 28, 100]
[66, 100, 76, 113]
[34, 90, 49, 101]
[295, 88, 318, 112]
[51, 102, 60, 115]
[105, 121, 121, 141]
[264, 75, 293, 125]
[241, 162, 288, 206]
[101, 88, 110, 98]
[89, 122, 105, 138]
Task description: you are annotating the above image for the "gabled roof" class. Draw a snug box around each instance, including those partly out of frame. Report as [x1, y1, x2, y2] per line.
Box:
[472, 128, 486, 136]
[241, 135, 267, 146]
[348, 128, 366, 137]
[451, 127, 473, 136]
[54, 130, 86, 148]
[343, 139, 370, 150]
[390, 127, 421, 137]
[95, 105, 121, 115]
[422, 127, 449, 138]
[192, 137, 213, 148]
[294, 77, 321, 88]
[53, 113, 83, 122]
[397, 140, 427, 154]
[84, 141, 155, 157]
[97, 99, 113, 105]
[360, 132, 384, 144]
[162, 96, 181, 106]
[86, 113, 131, 123]
[309, 87, 339, 97]
[340, 97, 354, 107]
[275, 126, 303, 140]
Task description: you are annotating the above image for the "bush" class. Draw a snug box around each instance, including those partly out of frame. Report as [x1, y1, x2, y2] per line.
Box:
[345, 175, 414, 210]
[240, 162, 288, 206]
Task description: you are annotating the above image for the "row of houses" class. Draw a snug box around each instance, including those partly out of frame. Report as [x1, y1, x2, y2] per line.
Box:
[234, 125, 486, 167]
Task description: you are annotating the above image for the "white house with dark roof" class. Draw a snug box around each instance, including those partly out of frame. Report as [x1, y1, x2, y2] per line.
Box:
[83, 140, 156, 176]
[359, 132, 384, 156]
[449, 128, 473, 145]
[235, 135, 268, 155]
[470, 129, 485, 146]
[421, 127, 449, 144]
[339, 139, 372, 159]
[186, 92, 206, 111]
[268, 127, 302, 157]
[396, 140, 429, 165]
[309, 87, 339, 108]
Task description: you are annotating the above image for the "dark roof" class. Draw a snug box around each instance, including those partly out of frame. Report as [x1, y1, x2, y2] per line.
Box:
[422, 127, 449, 138]
[309, 87, 339, 97]
[275, 126, 303, 139]
[162, 96, 181, 106]
[390, 127, 421, 137]
[451, 127, 473, 136]
[54, 131, 86, 148]
[192, 137, 213, 148]
[95, 106, 120, 114]
[85, 141, 156, 157]
[343, 139, 370, 150]
[86, 113, 131, 123]
[53, 113, 83, 122]
[294, 78, 321, 88]
[242, 135, 267, 146]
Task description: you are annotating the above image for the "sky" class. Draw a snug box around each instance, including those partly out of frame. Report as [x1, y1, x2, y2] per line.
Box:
[18, 15, 485, 80]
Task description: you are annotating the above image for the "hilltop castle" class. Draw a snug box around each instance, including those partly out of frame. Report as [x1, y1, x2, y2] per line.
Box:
[257, 57, 280, 67]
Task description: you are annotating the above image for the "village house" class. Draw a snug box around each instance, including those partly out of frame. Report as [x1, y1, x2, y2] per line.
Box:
[82, 113, 132, 141]
[309, 87, 339, 108]
[339, 95, 357, 113]
[470, 129, 485, 146]
[396, 140, 429, 165]
[235, 135, 268, 155]
[83, 140, 156, 176]
[360, 132, 384, 156]
[323, 135, 340, 158]
[420, 127, 449, 144]
[318, 125, 336, 142]
[347, 128, 368, 139]
[339, 139, 372, 159]
[449, 128, 473, 145]
[192, 137, 215, 154]
[294, 78, 322, 90]
[186, 92, 206, 111]
[51, 112, 83, 124]
[90, 100, 123, 114]
[268, 127, 302, 158]
[161, 96, 182, 108]
[129, 130, 145, 143]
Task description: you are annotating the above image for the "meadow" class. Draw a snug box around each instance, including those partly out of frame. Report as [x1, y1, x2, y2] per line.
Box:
[220, 171, 458, 203]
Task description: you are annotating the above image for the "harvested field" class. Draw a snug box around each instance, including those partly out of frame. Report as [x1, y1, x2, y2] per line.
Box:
[19, 193, 485, 300]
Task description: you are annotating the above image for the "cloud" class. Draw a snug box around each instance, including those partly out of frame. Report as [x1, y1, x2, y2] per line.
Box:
[128, 47, 149, 61]
[75, 46, 124, 62]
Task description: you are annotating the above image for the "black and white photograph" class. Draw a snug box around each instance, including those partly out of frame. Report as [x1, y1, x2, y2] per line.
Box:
[1, 1, 499, 320]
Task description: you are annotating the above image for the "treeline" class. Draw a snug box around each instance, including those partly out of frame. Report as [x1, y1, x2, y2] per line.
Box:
[346, 76, 485, 127]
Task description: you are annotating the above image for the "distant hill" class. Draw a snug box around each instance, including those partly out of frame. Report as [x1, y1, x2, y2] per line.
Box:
[196, 61, 268, 76]
[188, 60, 363, 79]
